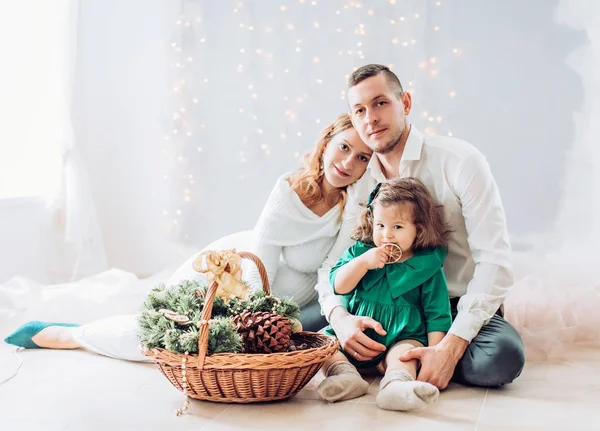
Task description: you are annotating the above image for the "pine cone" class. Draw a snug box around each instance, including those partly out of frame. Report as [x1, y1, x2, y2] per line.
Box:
[233, 311, 292, 353]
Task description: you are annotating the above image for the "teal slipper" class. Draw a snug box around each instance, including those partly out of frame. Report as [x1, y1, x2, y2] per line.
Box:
[4, 321, 80, 349]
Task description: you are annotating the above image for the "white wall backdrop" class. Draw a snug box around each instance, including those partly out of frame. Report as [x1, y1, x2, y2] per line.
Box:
[164, 0, 583, 254]
[2, 0, 591, 282]
[73, 0, 183, 276]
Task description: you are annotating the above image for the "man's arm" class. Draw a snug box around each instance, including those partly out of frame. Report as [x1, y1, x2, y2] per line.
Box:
[314, 207, 356, 320]
[315, 178, 387, 360]
[315, 177, 370, 320]
[448, 153, 514, 343]
[400, 153, 513, 389]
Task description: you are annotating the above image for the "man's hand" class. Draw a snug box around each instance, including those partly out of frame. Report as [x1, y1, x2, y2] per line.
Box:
[330, 307, 387, 361]
[399, 334, 468, 389]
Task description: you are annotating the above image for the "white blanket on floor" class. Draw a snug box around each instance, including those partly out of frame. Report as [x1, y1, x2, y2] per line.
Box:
[0, 268, 170, 382]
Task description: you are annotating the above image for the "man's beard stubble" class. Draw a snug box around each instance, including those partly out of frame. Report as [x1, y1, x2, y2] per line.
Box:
[374, 131, 403, 154]
[373, 122, 408, 154]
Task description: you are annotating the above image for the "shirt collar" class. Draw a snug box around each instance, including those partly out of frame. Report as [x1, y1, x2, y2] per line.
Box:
[367, 125, 424, 182]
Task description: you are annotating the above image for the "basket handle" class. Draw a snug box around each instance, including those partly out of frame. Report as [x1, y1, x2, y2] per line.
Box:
[196, 251, 270, 369]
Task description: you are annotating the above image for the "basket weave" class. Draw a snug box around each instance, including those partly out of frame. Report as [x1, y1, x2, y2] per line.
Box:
[144, 251, 339, 404]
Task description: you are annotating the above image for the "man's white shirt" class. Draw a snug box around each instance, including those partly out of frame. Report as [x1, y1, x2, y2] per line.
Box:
[316, 126, 514, 342]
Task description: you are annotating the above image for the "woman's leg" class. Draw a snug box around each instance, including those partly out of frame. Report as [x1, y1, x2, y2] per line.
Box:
[299, 300, 328, 332]
[375, 340, 440, 411]
[317, 350, 370, 402]
[4, 322, 81, 349]
[31, 326, 81, 349]
[5, 315, 151, 362]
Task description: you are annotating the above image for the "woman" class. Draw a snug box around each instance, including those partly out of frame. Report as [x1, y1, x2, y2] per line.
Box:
[4, 113, 373, 360]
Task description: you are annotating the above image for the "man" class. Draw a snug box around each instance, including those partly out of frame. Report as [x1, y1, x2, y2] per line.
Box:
[316, 64, 525, 389]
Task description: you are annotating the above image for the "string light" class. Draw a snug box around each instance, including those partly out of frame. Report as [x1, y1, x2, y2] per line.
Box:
[164, 2, 460, 239]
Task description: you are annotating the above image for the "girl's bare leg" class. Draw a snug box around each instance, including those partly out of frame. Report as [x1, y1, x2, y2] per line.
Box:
[375, 340, 440, 411]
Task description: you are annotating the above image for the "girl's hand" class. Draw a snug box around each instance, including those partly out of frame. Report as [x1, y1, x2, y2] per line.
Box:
[360, 246, 389, 270]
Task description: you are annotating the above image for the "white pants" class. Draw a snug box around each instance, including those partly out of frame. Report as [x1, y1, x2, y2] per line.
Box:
[72, 314, 151, 362]
[72, 231, 253, 361]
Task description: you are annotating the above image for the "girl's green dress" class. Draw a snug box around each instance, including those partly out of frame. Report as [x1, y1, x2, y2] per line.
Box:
[324, 243, 452, 368]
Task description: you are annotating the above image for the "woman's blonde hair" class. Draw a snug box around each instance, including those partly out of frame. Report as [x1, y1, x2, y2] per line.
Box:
[289, 113, 354, 213]
[352, 177, 452, 250]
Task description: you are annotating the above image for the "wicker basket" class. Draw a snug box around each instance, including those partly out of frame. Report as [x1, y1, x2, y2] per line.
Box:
[144, 251, 339, 406]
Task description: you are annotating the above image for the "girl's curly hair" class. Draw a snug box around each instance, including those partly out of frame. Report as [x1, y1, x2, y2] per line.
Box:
[352, 177, 452, 250]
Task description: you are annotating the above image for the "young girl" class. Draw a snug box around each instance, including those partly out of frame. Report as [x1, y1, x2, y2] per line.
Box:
[319, 177, 452, 411]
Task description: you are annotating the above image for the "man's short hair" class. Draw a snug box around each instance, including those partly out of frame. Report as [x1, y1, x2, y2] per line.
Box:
[347, 64, 404, 99]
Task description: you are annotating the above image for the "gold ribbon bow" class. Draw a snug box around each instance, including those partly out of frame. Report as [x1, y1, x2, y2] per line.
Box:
[192, 249, 249, 301]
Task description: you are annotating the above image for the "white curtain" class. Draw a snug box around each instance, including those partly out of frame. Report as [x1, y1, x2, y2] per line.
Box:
[0, 0, 107, 283]
[50, 0, 109, 282]
[0, 2, 64, 198]
[553, 0, 600, 252]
